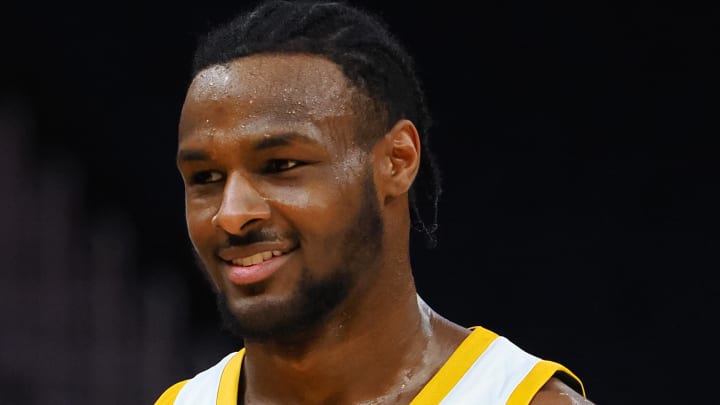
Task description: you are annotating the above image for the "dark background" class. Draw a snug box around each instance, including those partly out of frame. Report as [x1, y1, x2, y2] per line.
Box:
[1, 1, 718, 404]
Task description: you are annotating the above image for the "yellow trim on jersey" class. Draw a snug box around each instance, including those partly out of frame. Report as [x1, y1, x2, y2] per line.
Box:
[217, 349, 246, 405]
[153, 379, 188, 405]
[506, 360, 586, 405]
[154, 326, 586, 404]
[409, 326, 497, 404]
[559, 364, 586, 397]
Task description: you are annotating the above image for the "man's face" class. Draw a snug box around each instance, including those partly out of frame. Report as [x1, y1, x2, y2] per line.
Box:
[177, 54, 384, 340]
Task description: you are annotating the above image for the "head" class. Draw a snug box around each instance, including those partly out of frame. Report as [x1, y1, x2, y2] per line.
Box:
[176, 0, 442, 340]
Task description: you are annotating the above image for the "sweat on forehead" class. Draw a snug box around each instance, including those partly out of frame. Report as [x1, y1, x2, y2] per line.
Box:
[186, 54, 358, 117]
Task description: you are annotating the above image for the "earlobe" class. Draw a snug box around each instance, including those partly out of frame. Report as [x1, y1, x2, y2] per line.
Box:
[375, 119, 421, 198]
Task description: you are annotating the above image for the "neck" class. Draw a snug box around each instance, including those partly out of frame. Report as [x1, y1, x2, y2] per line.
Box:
[240, 283, 466, 404]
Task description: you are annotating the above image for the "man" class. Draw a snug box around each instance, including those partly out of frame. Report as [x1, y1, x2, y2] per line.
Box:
[155, 0, 595, 403]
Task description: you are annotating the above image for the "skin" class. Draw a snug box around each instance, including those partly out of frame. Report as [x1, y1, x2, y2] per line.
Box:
[177, 53, 594, 404]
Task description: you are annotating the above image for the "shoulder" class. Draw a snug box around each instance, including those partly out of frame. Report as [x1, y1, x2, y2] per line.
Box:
[152, 351, 242, 405]
[459, 326, 592, 403]
[530, 377, 597, 405]
[153, 380, 188, 405]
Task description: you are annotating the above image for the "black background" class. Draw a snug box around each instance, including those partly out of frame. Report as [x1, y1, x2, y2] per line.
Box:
[2, 1, 718, 404]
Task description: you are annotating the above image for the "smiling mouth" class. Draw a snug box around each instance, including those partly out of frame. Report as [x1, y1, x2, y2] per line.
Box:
[230, 250, 284, 267]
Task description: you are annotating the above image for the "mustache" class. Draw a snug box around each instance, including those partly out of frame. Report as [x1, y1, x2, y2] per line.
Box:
[217, 228, 291, 250]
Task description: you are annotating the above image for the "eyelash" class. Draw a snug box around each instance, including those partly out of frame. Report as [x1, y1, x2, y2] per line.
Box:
[188, 159, 304, 185]
[263, 159, 302, 173]
[190, 171, 222, 185]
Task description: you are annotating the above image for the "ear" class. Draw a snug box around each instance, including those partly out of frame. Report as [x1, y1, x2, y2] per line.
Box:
[373, 119, 421, 199]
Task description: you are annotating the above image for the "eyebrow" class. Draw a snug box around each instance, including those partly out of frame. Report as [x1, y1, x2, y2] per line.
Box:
[177, 150, 209, 162]
[254, 132, 318, 150]
[176, 132, 318, 163]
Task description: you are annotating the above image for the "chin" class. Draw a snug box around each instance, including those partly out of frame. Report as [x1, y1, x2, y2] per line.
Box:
[215, 270, 353, 341]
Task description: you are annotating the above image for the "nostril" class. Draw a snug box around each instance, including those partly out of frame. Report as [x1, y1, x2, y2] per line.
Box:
[240, 218, 263, 231]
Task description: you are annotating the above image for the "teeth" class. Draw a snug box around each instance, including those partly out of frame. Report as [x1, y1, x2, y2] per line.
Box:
[231, 251, 282, 267]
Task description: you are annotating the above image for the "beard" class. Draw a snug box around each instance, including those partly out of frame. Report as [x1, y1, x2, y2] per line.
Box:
[200, 169, 384, 342]
[214, 271, 351, 342]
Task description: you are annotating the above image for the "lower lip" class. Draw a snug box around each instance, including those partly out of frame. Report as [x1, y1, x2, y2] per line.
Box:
[225, 254, 290, 285]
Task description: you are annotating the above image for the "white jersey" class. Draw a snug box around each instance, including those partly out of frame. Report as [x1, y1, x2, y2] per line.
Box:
[155, 326, 586, 405]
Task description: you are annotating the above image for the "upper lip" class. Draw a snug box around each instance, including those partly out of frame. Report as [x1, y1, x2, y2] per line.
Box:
[217, 242, 296, 263]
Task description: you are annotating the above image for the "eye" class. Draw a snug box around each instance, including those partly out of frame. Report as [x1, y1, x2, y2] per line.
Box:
[190, 170, 223, 185]
[264, 159, 303, 173]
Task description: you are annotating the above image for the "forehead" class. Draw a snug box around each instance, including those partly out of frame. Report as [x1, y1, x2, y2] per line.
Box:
[180, 54, 357, 138]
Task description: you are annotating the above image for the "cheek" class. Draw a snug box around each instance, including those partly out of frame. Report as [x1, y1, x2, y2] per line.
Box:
[268, 186, 313, 209]
[277, 180, 363, 246]
[273, 180, 346, 218]
[185, 196, 218, 250]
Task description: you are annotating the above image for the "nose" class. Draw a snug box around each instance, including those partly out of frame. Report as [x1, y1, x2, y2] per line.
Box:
[211, 173, 271, 234]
